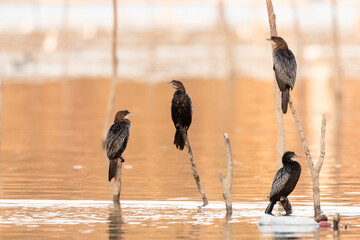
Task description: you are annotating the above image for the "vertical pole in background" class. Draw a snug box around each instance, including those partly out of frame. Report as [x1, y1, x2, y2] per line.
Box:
[103, 0, 119, 143]
[291, 0, 306, 115]
[331, 0, 342, 161]
[61, 0, 69, 76]
[265, 0, 286, 168]
[331, 0, 342, 100]
[217, 0, 235, 79]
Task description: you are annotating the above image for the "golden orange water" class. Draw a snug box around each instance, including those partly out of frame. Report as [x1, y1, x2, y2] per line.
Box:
[0, 77, 359, 239]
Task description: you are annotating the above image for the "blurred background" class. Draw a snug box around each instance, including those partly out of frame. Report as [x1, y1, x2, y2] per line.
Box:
[1, 0, 359, 80]
[1, 0, 360, 239]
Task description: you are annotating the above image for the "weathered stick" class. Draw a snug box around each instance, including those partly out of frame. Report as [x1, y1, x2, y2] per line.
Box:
[182, 132, 208, 206]
[218, 133, 233, 217]
[103, 0, 119, 143]
[289, 97, 326, 218]
[113, 159, 123, 203]
[265, 0, 286, 168]
[333, 212, 341, 231]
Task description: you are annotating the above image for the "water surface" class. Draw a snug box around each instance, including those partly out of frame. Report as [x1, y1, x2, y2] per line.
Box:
[0, 78, 359, 239]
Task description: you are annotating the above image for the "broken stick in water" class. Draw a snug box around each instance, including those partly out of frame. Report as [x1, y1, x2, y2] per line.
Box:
[289, 97, 327, 218]
[218, 133, 233, 218]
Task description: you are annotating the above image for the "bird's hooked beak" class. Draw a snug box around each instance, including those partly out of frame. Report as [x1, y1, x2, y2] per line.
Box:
[266, 38, 275, 44]
[292, 154, 301, 160]
[166, 81, 174, 88]
[125, 112, 134, 118]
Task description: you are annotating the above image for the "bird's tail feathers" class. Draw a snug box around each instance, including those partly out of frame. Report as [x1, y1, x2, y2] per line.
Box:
[174, 129, 186, 150]
[265, 201, 275, 214]
[281, 89, 289, 114]
[109, 159, 117, 182]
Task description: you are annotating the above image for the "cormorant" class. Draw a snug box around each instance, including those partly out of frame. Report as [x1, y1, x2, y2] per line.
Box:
[265, 151, 301, 215]
[167, 80, 192, 150]
[267, 36, 297, 114]
[105, 110, 133, 182]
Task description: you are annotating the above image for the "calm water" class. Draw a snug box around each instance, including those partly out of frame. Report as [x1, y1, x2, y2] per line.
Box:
[0, 77, 360, 239]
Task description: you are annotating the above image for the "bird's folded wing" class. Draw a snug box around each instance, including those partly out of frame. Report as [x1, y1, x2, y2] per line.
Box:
[105, 122, 129, 159]
[274, 50, 297, 89]
[269, 169, 290, 199]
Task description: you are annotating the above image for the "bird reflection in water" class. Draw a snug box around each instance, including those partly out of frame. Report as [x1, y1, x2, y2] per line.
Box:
[108, 202, 124, 240]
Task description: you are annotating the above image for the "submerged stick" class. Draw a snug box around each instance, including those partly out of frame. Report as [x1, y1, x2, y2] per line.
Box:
[103, 0, 119, 143]
[333, 212, 341, 231]
[182, 132, 208, 206]
[289, 97, 327, 218]
[113, 159, 123, 203]
[218, 133, 233, 217]
[265, 0, 286, 168]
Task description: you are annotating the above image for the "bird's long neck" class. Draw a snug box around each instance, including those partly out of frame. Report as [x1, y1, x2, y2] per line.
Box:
[177, 86, 186, 93]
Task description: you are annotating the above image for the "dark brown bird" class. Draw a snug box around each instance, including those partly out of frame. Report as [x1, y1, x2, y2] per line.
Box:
[167, 80, 192, 150]
[105, 110, 133, 182]
[267, 36, 297, 114]
[265, 151, 301, 215]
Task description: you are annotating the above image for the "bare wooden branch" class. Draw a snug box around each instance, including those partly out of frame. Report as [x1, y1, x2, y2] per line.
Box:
[316, 116, 326, 172]
[218, 133, 233, 217]
[265, 0, 278, 36]
[266, 0, 286, 167]
[289, 97, 327, 218]
[288, 97, 314, 169]
[113, 159, 123, 203]
[182, 132, 208, 206]
[103, 0, 119, 142]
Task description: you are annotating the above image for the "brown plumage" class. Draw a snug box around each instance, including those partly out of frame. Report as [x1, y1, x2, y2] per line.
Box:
[105, 110, 133, 182]
[167, 80, 192, 150]
[265, 151, 301, 215]
[268, 36, 297, 114]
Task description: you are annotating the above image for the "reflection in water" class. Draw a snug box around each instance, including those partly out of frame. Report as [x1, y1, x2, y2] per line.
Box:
[223, 219, 232, 240]
[108, 202, 124, 240]
[0, 78, 360, 238]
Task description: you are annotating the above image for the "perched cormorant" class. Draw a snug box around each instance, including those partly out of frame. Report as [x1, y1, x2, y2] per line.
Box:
[267, 36, 297, 114]
[105, 110, 133, 182]
[265, 151, 301, 215]
[167, 80, 192, 150]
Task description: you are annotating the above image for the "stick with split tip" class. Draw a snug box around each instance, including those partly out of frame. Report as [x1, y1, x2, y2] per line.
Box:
[181, 131, 208, 206]
[218, 133, 233, 217]
[289, 97, 327, 218]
